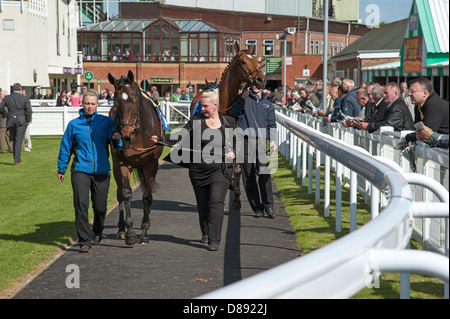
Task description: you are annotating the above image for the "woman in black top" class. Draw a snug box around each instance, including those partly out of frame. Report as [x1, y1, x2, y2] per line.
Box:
[152, 90, 236, 251]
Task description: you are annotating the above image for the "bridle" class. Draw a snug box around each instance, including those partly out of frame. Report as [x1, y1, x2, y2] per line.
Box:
[114, 82, 160, 151]
[236, 51, 265, 86]
[116, 83, 141, 135]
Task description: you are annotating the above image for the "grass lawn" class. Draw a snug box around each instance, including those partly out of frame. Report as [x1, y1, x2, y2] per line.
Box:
[0, 137, 445, 298]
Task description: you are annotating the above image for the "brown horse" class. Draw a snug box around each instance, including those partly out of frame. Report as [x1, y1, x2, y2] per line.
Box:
[108, 70, 164, 245]
[189, 42, 265, 210]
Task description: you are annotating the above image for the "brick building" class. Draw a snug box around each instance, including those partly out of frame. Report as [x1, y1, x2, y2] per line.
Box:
[79, 2, 371, 96]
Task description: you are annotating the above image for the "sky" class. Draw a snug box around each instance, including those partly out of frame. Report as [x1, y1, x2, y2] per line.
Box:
[359, 0, 414, 24]
[107, 0, 414, 24]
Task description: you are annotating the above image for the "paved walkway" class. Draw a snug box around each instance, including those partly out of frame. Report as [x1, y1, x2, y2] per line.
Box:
[14, 162, 301, 299]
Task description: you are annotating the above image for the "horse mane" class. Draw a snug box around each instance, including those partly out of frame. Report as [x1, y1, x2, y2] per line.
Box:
[219, 49, 250, 83]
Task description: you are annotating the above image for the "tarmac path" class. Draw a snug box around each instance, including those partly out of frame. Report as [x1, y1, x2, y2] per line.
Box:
[14, 162, 302, 299]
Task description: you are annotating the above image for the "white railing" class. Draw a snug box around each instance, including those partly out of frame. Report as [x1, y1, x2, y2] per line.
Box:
[199, 110, 448, 299]
[29, 101, 186, 135]
[29, 106, 112, 135]
[281, 109, 449, 255]
[158, 100, 191, 125]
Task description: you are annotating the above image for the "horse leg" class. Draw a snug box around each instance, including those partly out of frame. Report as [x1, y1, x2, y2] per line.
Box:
[113, 154, 126, 239]
[232, 163, 242, 211]
[123, 185, 138, 245]
[139, 165, 157, 244]
[120, 167, 137, 246]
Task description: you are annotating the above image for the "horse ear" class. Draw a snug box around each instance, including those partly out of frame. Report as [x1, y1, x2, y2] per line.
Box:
[235, 42, 240, 53]
[127, 70, 134, 83]
[214, 78, 218, 85]
[205, 78, 208, 85]
[247, 44, 254, 55]
[108, 73, 116, 86]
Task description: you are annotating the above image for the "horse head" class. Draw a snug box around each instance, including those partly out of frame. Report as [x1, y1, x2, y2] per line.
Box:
[234, 43, 265, 89]
[108, 70, 141, 142]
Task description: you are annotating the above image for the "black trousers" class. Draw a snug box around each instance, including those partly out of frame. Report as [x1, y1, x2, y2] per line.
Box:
[71, 171, 110, 247]
[240, 139, 274, 212]
[192, 180, 229, 245]
[9, 124, 27, 163]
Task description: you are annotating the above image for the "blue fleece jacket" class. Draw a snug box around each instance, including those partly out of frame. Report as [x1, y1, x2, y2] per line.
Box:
[57, 109, 116, 175]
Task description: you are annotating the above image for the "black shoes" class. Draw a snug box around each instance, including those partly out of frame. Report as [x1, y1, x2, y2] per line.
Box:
[207, 243, 219, 251]
[265, 207, 276, 219]
[200, 234, 208, 244]
[254, 207, 276, 218]
[254, 209, 264, 218]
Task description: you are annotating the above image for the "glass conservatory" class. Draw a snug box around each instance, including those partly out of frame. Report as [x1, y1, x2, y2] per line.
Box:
[78, 17, 241, 63]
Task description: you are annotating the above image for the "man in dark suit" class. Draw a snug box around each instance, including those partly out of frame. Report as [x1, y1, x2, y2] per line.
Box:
[29, 87, 42, 99]
[364, 84, 387, 122]
[0, 83, 33, 165]
[355, 83, 414, 133]
[404, 77, 449, 144]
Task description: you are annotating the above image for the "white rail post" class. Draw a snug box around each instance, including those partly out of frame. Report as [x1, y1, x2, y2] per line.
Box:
[350, 170, 357, 232]
[336, 162, 343, 232]
[324, 155, 330, 217]
[308, 145, 313, 194]
[302, 141, 307, 186]
[315, 149, 321, 204]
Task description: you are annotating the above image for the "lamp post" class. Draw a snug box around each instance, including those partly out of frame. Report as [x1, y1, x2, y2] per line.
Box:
[277, 27, 296, 105]
[322, 0, 329, 112]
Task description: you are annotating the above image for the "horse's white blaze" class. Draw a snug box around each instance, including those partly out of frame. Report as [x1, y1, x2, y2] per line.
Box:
[121, 92, 129, 100]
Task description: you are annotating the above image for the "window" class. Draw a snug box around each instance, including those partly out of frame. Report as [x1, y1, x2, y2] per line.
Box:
[330, 42, 334, 56]
[339, 42, 344, 53]
[315, 40, 320, 55]
[310, 39, 314, 55]
[246, 39, 257, 55]
[263, 39, 274, 56]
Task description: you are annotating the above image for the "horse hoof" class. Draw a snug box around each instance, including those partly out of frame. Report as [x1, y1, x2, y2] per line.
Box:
[125, 236, 138, 246]
[117, 231, 126, 240]
[139, 236, 150, 245]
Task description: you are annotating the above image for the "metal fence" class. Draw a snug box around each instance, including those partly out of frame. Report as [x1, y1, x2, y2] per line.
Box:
[199, 110, 448, 299]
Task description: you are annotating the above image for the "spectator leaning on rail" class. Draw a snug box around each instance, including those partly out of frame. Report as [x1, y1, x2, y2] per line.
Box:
[416, 124, 449, 149]
[403, 77, 449, 144]
[355, 83, 414, 133]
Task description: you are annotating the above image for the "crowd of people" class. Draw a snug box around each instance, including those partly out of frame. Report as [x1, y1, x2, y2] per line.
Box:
[272, 77, 449, 149]
[27, 86, 116, 107]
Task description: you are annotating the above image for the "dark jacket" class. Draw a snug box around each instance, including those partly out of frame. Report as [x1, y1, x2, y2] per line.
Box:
[158, 114, 236, 167]
[405, 92, 449, 142]
[229, 89, 276, 141]
[0, 91, 33, 127]
[365, 99, 387, 123]
[341, 93, 361, 117]
[366, 98, 414, 133]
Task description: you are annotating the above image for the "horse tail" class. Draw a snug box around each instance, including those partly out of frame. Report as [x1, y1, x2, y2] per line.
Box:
[134, 167, 147, 189]
[134, 167, 159, 193]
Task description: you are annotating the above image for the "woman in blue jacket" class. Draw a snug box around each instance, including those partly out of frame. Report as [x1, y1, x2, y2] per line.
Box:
[57, 90, 121, 253]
